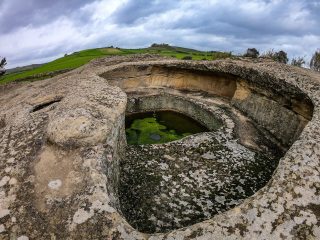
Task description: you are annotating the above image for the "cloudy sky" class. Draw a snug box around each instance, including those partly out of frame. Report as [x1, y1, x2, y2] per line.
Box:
[0, 0, 319, 68]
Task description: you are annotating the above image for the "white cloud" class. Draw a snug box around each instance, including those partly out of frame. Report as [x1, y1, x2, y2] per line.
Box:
[0, 17, 93, 67]
[81, 0, 128, 22]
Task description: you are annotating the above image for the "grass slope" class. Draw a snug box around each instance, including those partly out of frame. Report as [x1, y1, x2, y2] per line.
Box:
[6, 64, 44, 74]
[0, 45, 232, 84]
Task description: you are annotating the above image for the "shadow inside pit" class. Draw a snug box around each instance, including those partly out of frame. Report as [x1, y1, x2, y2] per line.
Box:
[31, 98, 62, 112]
[104, 65, 314, 234]
[119, 109, 283, 234]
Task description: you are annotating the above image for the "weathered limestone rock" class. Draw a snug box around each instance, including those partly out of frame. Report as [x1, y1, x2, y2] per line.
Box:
[120, 89, 284, 233]
[0, 55, 319, 239]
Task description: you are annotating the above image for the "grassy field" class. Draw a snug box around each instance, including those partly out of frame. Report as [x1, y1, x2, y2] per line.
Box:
[0, 45, 232, 84]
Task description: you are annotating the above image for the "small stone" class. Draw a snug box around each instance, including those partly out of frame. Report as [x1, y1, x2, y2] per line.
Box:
[9, 178, 17, 185]
[215, 195, 226, 204]
[0, 224, 5, 233]
[162, 175, 172, 181]
[72, 208, 93, 225]
[202, 152, 215, 160]
[7, 158, 15, 163]
[0, 209, 10, 219]
[17, 236, 29, 240]
[159, 163, 169, 170]
[0, 176, 10, 187]
[48, 179, 62, 190]
[164, 155, 175, 161]
[294, 216, 304, 224]
[150, 133, 161, 141]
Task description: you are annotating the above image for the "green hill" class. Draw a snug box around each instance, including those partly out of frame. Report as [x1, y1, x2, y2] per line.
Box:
[6, 63, 44, 74]
[0, 45, 232, 84]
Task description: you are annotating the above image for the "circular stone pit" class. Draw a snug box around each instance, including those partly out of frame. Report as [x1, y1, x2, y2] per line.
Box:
[0, 55, 319, 240]
[119, 90, 284, 233]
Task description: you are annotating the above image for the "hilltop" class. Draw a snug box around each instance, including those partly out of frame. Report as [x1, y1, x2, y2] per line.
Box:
[0, 44, 231, 84]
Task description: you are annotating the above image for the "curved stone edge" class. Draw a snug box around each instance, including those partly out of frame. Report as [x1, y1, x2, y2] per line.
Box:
[0, 55, 319, 239]
[89, 57, 320, 239]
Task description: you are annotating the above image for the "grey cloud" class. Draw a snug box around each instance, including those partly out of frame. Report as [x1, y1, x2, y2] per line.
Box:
[1, 0, 319, 68]
[168, 0, 320, 38]
[112, 0, 178, 25]
[0, 0, 95, 33]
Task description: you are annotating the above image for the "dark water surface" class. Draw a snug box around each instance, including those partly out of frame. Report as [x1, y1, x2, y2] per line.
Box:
[125, 111, 209, 145]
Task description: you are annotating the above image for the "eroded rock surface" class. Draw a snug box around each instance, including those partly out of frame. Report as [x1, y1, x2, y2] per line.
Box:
[0, 55, 319, 239]
[120, 90, 283, 233]
[121, 131, 279, 233]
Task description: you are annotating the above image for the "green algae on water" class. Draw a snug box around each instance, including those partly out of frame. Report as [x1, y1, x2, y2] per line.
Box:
[125, 111, 208, 145]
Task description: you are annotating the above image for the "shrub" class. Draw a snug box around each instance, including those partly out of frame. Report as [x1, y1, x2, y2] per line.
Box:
[261, 49, 275, 58]
[0, 57, 6, 76]
[291, 57, 305, 67]
[0, 57, 6, 68]
[213, 51, 232, 60]
[261, 49, 288, 64]
[310, 50, 320, 72]
[182, 56, 192, 60]
[274, 50, 288, 64]
[151, 43, 170, 48]
[244, 48, 259, 58]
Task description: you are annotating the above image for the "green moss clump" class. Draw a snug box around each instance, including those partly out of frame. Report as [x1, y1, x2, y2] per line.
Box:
[126, 117, 191, 145]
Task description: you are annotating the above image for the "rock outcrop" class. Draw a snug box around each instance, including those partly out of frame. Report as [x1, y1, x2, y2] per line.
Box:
[0, 55, 319, 239]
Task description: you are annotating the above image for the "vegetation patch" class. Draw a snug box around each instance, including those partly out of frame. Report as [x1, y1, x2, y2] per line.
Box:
[125, 111, 208, 145]
[0, 45, 233, 84]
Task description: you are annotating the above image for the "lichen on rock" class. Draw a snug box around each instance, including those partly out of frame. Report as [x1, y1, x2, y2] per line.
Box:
[0, 54, 319, 239]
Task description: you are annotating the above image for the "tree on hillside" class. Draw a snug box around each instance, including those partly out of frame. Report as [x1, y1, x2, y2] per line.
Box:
[244, 48, 259, 58]
[273, 50, 288, 64]
[0, 57, 7, 76]
[182, 55, 192, 60]
[310, 50, 320, 72]
[151, 43, 170, 48]
[0, 57, 6, 68]
[291, 57, 305, 67]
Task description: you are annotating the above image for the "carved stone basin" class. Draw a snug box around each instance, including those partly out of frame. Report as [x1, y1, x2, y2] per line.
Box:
[0, 55, 319, 239]
[99, 63, 313, 234]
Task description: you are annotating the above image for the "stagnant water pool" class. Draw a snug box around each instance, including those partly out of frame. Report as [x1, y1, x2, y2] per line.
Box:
[125, 111, 209, 145]
[120, 109, 282, 233]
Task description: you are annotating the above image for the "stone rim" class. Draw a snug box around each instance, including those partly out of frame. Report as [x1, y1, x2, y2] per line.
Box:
[1, 55, 319, 239]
